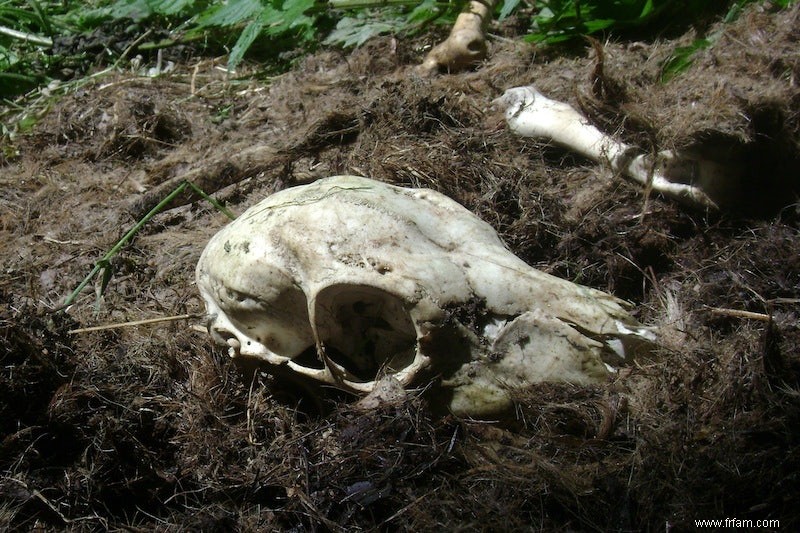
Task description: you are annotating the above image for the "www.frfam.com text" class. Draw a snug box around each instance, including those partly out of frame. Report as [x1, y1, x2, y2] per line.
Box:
[695, 518, 779, 529]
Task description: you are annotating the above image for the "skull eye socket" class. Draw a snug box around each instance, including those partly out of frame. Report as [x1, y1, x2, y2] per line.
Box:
[314, 285, 417, 383]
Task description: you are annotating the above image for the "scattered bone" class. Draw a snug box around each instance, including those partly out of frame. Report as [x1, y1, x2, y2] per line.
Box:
[494, 85, 726, 210]
[355, 375, 407, 411]
[196, 176, 655, 417]
[418, 0, 498, 75]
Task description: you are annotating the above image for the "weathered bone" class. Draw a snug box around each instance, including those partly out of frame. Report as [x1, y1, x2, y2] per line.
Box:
[418, 0, 498, 75]
[197, 176, 654, 417]
[494, 85, 722, 210]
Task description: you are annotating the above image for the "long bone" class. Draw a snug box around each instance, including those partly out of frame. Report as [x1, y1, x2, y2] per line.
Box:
[494, 86, 721, 210]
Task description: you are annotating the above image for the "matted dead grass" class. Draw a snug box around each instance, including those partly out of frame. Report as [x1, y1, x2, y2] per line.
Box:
[1, 3, 799, 530]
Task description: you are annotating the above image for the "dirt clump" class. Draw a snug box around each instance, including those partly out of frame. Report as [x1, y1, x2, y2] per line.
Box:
[2, 3, 799, 530]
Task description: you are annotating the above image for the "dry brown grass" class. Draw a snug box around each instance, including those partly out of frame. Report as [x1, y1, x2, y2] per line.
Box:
[1, 3, 799, 530]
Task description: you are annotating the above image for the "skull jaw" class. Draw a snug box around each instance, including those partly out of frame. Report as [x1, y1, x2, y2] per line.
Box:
[204, 304, 435, 396]
[439, 311, 615, 418]
[204, 291, 620, 419]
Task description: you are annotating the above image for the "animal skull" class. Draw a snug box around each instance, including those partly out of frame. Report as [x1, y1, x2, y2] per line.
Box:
[196, 176, 653, 417]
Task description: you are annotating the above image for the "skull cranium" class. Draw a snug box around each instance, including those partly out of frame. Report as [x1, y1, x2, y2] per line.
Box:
[196, 176, 653, 417]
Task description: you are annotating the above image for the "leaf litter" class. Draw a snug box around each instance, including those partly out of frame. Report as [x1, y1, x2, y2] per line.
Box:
[1, 3, 799, 530]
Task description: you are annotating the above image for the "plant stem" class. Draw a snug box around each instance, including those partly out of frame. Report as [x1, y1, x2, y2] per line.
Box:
[0, 25, 52, 47]
[60, 182, 191, 310]
[59, 180, 235, 311]
[187, 181, 236, 220]
[137, 32, 206, 52]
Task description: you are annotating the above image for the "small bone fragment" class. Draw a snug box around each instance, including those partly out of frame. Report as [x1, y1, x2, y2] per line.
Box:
[493, 86, 721, 210]
[418, 0, 498, 75]
[355, 375, 407, 411]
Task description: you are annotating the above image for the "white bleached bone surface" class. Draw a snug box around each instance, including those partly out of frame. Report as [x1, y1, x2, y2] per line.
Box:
[417, 0, 498, 75]
[197, 176, 654, 417]
[494, 85, 724, 210]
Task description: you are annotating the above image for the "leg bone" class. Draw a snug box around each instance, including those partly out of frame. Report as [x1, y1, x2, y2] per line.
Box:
[493, 86, 720, 210]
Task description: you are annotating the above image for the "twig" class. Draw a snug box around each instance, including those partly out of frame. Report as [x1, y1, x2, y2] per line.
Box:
[68, 313, 203, 334]
[8, 478, 104, 526]
[112, 29, 153, 69]
[191, 62, 200, 95]
[707, 306, 772, 321]
[380, 489, 436, 526]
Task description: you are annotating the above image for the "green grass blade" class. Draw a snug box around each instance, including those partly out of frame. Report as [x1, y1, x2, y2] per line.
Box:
[498, 0, 521, 21]
[227, 17, 263, 70]
[186, 181, 236, 220]
[60, 180, 235, 311]
[197, 0, 261, 28]
[60, 181, 190, 310]
[26, 0, 52, 36]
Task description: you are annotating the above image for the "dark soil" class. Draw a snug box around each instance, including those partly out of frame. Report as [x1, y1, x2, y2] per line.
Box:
[2, 3, 799, 530]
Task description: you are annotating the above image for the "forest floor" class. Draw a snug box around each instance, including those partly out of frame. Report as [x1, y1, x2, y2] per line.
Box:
[2, 2, 799, 530]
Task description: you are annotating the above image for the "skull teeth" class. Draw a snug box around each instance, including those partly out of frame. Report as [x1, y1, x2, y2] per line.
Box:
[226, 336, 241, 357]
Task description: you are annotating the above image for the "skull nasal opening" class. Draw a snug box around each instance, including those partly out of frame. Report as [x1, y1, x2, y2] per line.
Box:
[314, 285, 418, 383]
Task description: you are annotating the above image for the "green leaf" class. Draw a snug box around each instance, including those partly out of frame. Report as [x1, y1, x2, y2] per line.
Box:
[197, 0, 262, 28]
[0, 5, 46, 27]
[407, 0, 437, 20]
[106, 0, 153, 22]
[26, 0, 52, 36]
[323, 15, 396, 48]
[257, 0, 317, 42]
[147, 0, 197, 16]
[498, 0, 521, 21]
[581, 17, 615, 33]
[638, 0, 654, 18]
[660, 37, 711, 81]
[227, 16, 263, 69]
[282, 0, 315, 19]
[269, 0, 315, 32]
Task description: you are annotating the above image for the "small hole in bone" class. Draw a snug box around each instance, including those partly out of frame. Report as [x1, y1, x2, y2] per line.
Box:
[466, 39, 484, 53]
[516, 335, 531, 349]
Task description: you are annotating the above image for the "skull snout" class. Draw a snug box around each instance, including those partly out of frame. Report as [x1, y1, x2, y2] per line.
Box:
[205, 312, 296, 365]
[206, 317, 243, 357]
